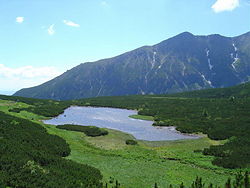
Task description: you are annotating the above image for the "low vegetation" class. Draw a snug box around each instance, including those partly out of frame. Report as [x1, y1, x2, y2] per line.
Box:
[75, 94, 250, 169]
[125, 139, 138, 145]
[0, 82, 250, 187]
[153, 172, 249, 188]
[46, 121, 232, 187]
[57, 124, 108, 137]
[0, 111, 103, 188]
[0, 95, 70, 117]
[168, 81, 250, 98]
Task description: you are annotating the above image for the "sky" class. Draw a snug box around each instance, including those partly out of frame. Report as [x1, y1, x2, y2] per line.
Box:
[0, 0, 250, 94]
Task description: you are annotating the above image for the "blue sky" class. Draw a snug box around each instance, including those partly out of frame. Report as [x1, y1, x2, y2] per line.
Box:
[0, 0, 249, 93]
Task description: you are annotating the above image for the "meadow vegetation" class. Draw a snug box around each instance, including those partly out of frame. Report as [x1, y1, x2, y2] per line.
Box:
[0, 111, 103, 188]
[75, 94, 250, 169]
[0, 82, 250, 187]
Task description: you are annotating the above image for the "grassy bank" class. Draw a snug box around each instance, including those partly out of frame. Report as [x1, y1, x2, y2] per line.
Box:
[45, 123, 234, 187]
[129, 114, 154, 121]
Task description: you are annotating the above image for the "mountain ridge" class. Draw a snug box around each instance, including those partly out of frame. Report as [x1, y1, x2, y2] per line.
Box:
[14, 31, 250, 100]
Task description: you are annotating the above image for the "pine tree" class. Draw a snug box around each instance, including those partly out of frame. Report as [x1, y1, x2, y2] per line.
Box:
[191, 177, 204, 188]
[208, 183, 213, 188]
[202, 109, 209, 118]
[180, 182, 184, 188]
[244, 171, 249, 188]
[229, 96, 235, 102]
[225, 178, 231, 188]
[154, 182, 158, 188]
[234, 172, 244, 188]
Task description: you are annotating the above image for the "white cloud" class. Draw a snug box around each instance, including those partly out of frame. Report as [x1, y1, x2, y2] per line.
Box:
[0, 64, 60, 78]
[48, 24, 55, 35]
[212, 0, 240, 13]
[63, 20, 80, 27]
[0, 64, 62, 91]
[100, 1, 110, 7]
[101, 1, 108, 6]
[16, 17, 24, 23]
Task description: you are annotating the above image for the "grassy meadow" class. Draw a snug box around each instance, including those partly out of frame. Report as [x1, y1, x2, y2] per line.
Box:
[0, 99, 241, 188]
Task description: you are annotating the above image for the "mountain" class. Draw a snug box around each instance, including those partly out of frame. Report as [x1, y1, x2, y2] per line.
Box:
[14, 31, 250, 100]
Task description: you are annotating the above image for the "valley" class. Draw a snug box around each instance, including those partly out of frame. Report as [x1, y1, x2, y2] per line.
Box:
[1, 1, 249, 187]
[0, 99, 232, 187]
[0, 82, 250, 187]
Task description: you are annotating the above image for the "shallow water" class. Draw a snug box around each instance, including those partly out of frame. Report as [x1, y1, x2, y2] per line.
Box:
[43, 106, 199, 141]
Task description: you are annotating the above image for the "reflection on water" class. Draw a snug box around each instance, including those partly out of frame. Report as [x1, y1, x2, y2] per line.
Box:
[43, 106, 199, 141]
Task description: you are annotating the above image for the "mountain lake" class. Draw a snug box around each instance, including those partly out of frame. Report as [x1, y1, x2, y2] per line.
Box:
[43, 106, 199, 141]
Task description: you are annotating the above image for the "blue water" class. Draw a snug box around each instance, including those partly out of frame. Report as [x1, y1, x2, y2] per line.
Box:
[43, 106, 199, 141]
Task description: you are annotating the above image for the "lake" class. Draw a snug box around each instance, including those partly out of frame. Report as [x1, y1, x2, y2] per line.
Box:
[43, 106, 199, 141]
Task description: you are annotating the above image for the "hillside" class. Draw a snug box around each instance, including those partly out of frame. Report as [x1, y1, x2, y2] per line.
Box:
[167, 81, 250, 98]
[1, 83, 250, 187]
[14, 31, 250, 100]
[5, 81, 250, 169]
[0, 103, 103, 188]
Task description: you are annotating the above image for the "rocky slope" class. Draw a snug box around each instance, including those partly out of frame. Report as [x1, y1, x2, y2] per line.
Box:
[14, 31, 250, 100]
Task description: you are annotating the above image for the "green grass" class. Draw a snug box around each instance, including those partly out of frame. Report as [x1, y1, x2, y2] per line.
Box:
[0, 100, 44, 121]
[44, 123, 234, 188]
[84, 129, 135, 150]
[77, 95, 250, 168]
[0, 99, 240, 188]
[129, 114, 154, 121]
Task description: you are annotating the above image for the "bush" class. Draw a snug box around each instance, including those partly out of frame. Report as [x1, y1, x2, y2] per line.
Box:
[153, 120, 173, 126]
[8, 108, 22, 113]
[125, 140, 138, 145]
[0, 112, 103, 188]
[193, 149, 202, 153]
[57, 124, 108, 137]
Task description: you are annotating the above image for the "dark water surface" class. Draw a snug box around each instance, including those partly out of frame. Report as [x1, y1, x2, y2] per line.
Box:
[43, 106, 199, 141]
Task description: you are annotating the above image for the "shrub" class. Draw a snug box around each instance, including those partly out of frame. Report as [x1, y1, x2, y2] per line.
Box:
[0, 112, 103, 188]
[57, 124, 108, 137]
[125, 140, 138, 145]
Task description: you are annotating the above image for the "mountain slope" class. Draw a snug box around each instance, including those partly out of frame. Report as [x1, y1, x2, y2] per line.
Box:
[167, 81, 250, 98]
[14, 31, 250, 100]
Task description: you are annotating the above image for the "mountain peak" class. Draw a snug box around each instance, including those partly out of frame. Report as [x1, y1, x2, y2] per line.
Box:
[177, 31, 194, 37]
[169, 31, 195, 41]
[155, 31, 195, 48]
[13, 31, 250, 100]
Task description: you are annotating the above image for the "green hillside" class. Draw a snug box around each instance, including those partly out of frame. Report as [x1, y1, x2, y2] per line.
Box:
[0, 82, 250, 187]
[167, 81, 250, 98]
[0, 102, 103, 188]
